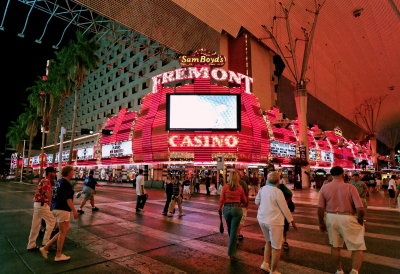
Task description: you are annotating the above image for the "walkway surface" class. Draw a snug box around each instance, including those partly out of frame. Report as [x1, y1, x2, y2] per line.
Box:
[0, 181, 399, 273]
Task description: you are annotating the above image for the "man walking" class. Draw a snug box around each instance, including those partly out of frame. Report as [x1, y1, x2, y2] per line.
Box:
[77, 170, 99, 214]
[135, 169, 147, 214]
[349, 173, 368, 209]
[27, 167, 57, 250]
[256, 171, 297, 274]
[205, 173, 211, 195]
[318, 166, 366, 274]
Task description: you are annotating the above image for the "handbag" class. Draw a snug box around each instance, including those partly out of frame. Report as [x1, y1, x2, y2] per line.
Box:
[219, 212, 224, 233]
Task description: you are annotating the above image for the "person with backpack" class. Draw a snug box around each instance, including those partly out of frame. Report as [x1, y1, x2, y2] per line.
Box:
[167, 176, 184, 217]
[77, 170, 99, 214]
[27, 167, 57, 251]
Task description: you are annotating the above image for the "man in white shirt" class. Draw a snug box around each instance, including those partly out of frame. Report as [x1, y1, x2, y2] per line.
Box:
[255, 172, 297, 274]
[135, 169, 147, 213]
[388, 175, 397, 206]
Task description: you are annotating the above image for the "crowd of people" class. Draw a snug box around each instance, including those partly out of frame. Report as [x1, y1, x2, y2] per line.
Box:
[24, 164, 399, 274]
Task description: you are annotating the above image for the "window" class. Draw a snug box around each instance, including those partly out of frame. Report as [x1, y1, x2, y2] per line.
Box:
[123, 91, 128, 98]
[137, 97, 142, 105]
[131, 86, 137, 94]
[150, 63, 157, 72]
[128, 101, 133, 108]
[114, 94, 119, 101]
[142, 80, 149, 90]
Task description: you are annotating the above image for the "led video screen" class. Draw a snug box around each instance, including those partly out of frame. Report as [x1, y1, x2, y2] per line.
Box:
[167, 94, 240, 131]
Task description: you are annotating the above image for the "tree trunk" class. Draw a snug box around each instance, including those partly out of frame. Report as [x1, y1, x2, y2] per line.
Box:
[294, 85, 310, 189]
[39, 97, 47, 178]
[27, 133, 34, 169]
[52, 95, 65, 166]
[68, 85, 80, 164]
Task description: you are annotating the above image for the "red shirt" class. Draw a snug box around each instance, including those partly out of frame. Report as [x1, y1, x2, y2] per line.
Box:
[219, 184, 248, 210]
[318, 179, 363, 214]
[33, 178, 53, 206]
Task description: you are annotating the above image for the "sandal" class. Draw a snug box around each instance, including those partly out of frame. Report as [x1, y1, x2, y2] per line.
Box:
[283, 242, 289, 250]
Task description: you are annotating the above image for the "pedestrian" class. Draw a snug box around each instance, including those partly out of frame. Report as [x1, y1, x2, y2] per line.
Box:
[162, 175, 173, 215]
[182, 175, 191, 200]
[388, 175, 397, 206]
[40, 166, 78, 261]
[167, 176, 184, 217]
[237, 172, 250, 240]
[205, 173, 211, 195]
[250, 172, 259, 197]
[375, 175, 382, 191]
[135, 169, 147, 214]
[194, 175, 200, 193]
[77, 170, 100, 214]
[256, 171, 297, 273]
[395, 181, 400, 208]
[218, 170, 247, 260]
[277, 177, 295, 250]
[317, 166, 366, 274]
[27, 167, 57, 251]
[348, 173, 368, 209]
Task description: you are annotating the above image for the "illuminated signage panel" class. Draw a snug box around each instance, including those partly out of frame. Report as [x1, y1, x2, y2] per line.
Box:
[270, 141, 296, 158]
[77, 147, 94, 161]
[102, 141, 132, 158]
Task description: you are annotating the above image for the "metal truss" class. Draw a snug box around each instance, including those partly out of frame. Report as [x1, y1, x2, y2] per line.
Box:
[0, 0, 179, 60]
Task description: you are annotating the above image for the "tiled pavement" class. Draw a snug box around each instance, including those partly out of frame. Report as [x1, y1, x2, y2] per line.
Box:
[0, 182, 399, 274]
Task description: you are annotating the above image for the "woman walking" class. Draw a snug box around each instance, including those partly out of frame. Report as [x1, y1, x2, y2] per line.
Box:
[162, 175, 173, 215]
[218, 171, 247, 260]
[40, 166, 78, 261]
[256, 171, 297, 273]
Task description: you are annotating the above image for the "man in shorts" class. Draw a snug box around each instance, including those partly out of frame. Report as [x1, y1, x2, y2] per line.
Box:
[318, 166, 366, 274]
[77, 170, 99, 214]
[40, 166, 78, 261]
[255, 172, 297, 273]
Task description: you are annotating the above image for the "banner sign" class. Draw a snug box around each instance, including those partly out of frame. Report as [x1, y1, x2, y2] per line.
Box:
[31, 156, 40, 165]
[102, 141, 132, 158]
[77, 147, 94, 161]
[321, 151, 334, 163]
[270, 141, 296, 158]
[55, 151, 69, 163]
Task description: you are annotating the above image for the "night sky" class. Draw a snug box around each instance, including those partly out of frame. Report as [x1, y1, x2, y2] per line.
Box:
[0, 1, 76, 150]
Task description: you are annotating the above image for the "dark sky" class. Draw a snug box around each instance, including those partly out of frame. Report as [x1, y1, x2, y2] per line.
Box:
[0, 1, 76, 149]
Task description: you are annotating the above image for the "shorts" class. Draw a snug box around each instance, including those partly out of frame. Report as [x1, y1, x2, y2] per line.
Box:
[388, 189, 395, 198]
[52, 210, 71, 223]
[240, 208, 248, 225]
[83, 185, 95, 199]
[326, 213, 366, 251]
[183, 185, 190, 194]
[259, 222, 284, 249]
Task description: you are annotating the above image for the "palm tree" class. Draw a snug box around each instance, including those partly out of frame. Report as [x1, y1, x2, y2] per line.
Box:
[21, 106, 40, 169]
[65, 31, 99, 164]
[47, 53, 74, 166]
[27, 78, 58, 177]
[6, 114, 29, 176]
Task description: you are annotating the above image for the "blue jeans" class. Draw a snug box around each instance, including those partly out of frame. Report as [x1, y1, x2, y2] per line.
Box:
[223, 205, 243, 256]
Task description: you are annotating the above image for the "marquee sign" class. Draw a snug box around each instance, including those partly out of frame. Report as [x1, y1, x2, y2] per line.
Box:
[151, 66, 253, 94]
[169, 135, 239, 148]
[77, 147, 94, 161]
[102, 141, 132, 158]
[321, 151, 334, 163]
[270, 141, 296, 158]
[55, 151, 69, 163]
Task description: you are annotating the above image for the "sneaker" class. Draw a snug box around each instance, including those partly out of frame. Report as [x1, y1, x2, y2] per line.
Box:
[54, 254, 71, 261]
[349, 270, 359, 274]
[167, 213, 173, 217]
[39, 247, 48, 259]
[335, 270, 344, 274]
[270, 271, 281, 274]
[178, 213, 185, 217]
[161, 212, 167, 216]
[77, 209, 84, 214]
[260, 262, 270, 272]
[27, 246, 39, 251]
[91, 207, 99, 212]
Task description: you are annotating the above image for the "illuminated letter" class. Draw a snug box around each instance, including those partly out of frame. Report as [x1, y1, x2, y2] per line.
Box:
[181, 136, 193, 147]
[162, 71, 176, 84]
[225, 136, 239, 147]
[175, 68, 188, 81]
[203, 136, 210, 147]
[200, 56, 206, 62]
[238, 74, 253, 94]
[193, 136, 203, 147]
[151, 74, 162, 93]
[228, 71, 242, 85]
[181, 56, 187, 62]
[188, 67, 210, 80]
[211, 68, 228, 81]
[211, 136, 223, 147]
[169, 136, 178, 147]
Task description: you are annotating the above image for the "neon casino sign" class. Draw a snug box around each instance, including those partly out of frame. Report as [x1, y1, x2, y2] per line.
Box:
[151, 67, 253, 94]
[169, 135, 239, 148]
